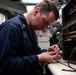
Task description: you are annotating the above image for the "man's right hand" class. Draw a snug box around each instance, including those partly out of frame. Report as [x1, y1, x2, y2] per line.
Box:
[37, 50, 61, 63]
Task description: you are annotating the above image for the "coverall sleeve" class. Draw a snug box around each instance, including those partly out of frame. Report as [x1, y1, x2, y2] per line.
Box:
[0, 23, 40, 74]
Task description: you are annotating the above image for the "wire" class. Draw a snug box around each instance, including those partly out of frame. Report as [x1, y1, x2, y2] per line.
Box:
[67, 46, 76, 71]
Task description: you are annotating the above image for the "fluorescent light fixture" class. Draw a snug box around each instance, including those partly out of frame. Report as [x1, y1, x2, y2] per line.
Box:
[26, 5, 35, 12]
[22, 0, 42, 4]
[0, 13, 6, 24]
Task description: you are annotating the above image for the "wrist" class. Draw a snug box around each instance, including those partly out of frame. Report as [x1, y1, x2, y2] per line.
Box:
[37, 54, 41, 63]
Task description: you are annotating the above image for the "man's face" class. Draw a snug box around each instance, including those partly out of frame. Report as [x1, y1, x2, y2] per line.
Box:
[30, 8, 56, 30]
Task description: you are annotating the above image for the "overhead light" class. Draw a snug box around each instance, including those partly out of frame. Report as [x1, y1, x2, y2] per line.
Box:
[26, 5, 35, 12]
[0, 13, 6, 24]
[21, 0, 42, 4]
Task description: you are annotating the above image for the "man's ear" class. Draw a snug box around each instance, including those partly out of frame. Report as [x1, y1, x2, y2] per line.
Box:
[34, 7, 40, 16]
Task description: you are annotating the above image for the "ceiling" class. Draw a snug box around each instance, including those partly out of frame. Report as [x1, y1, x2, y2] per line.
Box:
[0, 0, 64, 19]
[0, 0, 26, 19]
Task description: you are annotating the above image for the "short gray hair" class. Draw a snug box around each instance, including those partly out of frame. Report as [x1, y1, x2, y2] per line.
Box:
[34, 0, 59, 20]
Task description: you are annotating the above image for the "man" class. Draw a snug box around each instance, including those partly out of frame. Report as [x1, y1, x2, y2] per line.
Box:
[0, 0, 62, 75]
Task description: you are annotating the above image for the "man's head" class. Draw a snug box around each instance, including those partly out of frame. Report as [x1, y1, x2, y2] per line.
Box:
[25, 0, 59, 30]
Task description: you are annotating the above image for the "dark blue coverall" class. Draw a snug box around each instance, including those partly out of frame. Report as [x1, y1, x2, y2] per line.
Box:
[0, 12, 47, 75]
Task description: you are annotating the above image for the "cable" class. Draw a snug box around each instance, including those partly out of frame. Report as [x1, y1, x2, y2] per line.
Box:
[67, 46, 76, 71]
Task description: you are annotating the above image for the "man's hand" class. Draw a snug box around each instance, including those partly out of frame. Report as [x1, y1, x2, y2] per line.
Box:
[38, 51, 60, 63]
[48, 44, 60, 52]
[37, 44, 62, 63]
[48, 44, 62, 58]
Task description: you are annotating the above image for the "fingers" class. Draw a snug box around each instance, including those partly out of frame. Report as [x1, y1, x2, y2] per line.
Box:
[52, 51, 59, 59]
[48, 44, 60, 52]
[59, 50, 63, 54]
[48, 50, 59, 57]
[53, 50, 63, 59]
[48, 51, 57, 55]
[48, 50, 63, 59]
[53, 44, 59, 51]
[57, 55, 63, 58]
[49, 48, 62, 54]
